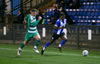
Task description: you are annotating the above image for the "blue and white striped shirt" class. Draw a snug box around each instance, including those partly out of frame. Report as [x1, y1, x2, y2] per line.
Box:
[54, 18, 67, 35]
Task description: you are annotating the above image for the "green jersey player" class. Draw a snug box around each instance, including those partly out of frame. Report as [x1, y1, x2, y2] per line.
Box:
[17, 9, 42, 56]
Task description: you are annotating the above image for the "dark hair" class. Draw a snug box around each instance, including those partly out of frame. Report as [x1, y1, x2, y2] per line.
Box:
[18, 9, 21, 12]
[30, 9, 37, 12]
[60, 12, 65, 16]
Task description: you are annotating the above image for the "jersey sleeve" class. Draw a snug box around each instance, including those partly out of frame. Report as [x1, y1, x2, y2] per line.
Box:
[55, 20, 60, 27]
[25, 14, 29, 23]
[33, 19, 40, 26]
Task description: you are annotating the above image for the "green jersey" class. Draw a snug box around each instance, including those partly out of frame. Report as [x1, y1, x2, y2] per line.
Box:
[25, 14, 40, 33]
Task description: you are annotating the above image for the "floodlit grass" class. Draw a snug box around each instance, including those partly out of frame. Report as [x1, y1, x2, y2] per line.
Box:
[0, 44, 100, 64]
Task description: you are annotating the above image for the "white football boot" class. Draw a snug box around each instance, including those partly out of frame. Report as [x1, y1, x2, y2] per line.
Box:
[17, 48, 22, 56]
[33, 46, 39, 53]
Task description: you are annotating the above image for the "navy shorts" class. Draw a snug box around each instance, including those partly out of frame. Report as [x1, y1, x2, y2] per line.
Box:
[51, 32, 64, 40]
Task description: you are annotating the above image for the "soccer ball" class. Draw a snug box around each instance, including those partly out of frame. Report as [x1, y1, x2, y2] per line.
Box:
[82, 50, 88, 56]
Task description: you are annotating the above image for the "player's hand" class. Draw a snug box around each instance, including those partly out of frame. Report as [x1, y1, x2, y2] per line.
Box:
[24, 25, 27, 29]
[68, 31, 70, 34]
[68, 31, 71, 36]
[38, 16, 42, 20]
[23, 18, 27, 24]
[23, 21, 26, 24]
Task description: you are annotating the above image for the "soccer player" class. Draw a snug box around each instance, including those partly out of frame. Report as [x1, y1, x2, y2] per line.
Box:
[17, 9, 42, 56]
[41, 13, 69, 55]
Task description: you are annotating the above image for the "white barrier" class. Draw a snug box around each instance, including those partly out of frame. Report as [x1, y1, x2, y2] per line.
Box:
[3, 26, 6, 35]
[88, 29, 92, 40]
[42, 27, 46, 37]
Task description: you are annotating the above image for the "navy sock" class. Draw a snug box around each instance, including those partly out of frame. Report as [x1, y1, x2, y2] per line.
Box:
[44, 42, 51, 49]
[59, 40, 67, 47]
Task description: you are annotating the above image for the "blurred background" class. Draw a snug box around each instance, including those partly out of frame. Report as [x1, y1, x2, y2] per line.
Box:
[0, 0, 100, 50]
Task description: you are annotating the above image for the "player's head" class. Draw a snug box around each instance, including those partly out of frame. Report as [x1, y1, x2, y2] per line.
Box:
[30, 9, 38, 16]
[60, 13, 65, 20]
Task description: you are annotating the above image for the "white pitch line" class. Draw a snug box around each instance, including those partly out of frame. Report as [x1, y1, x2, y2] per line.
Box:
[0, 48, 100, 58]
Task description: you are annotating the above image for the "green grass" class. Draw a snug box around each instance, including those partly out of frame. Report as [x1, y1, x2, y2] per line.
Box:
[0, 44, 100, 64]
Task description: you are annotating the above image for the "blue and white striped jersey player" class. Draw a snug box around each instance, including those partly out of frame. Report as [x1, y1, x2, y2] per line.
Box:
[41, 13, 69, 55]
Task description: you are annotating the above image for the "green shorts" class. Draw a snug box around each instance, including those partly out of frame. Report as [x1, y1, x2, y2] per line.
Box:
[24, 31, 40, 41]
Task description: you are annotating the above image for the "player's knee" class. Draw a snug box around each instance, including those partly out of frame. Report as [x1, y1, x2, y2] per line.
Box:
[35, 34, 41, 40]
[36, 37, 41, 40]
[24, 41, 28, 45]
[38, 36, 41, 40]
[63, 37, 67, 41]
[50, 40, 55, 44]
[38, 38, 41, 40]
[64, 39, 67, 41]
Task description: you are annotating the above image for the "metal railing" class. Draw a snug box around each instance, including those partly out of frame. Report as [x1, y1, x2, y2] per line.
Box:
[0, 24, 100, 49]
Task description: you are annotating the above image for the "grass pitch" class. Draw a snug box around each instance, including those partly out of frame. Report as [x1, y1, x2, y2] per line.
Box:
[0, 44, 100, 64]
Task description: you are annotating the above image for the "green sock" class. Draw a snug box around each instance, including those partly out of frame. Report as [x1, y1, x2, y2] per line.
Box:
[34, 40, 40, 47]
[20, 42, 25, 49]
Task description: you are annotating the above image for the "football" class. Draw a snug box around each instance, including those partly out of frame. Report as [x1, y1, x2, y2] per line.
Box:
[82, 50, 88, 56]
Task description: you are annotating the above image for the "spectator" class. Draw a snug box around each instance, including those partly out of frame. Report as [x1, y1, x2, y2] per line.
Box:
[59, 7, 66, 15]
[17, 10, 24, 24]
[53, 4, 56, 8]
[60, 1, 65, 8]
[72, 0, 81, 9]
[64, 0, 72, 9]
[64, 0, 81, 9]
[55, 4, 60, 9]
[56, 0, 64, 4]
[51, 16, 57, 24]
[56, 0, 61, 4]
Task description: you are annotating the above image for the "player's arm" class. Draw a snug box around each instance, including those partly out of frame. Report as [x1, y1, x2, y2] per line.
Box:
[66, 23, 70, 34]
[24, 19, 27, 29]
[34, 16, 42, 26]
[24, 15, 29, 29]
[54, 21, 64, 29]
[32, 9, 42, 26]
